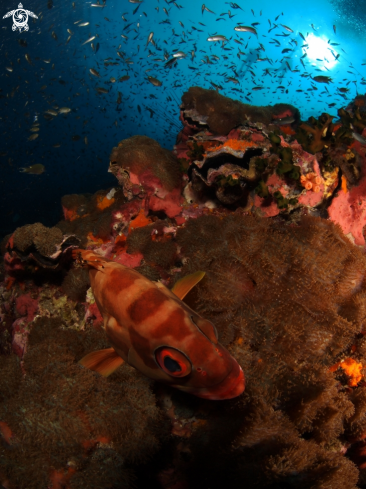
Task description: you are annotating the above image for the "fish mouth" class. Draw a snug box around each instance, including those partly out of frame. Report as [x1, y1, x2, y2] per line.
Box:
[194, 361, 245, 400]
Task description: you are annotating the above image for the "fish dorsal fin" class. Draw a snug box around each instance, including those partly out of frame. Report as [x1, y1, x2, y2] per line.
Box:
[78, 347, 124, 377]
[171, 271, 205, 300]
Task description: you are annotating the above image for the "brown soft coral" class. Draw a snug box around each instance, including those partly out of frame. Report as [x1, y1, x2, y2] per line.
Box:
[0, 317, 164, 489]
[181, 86, 300, 135]
[297, 113, 334, 153]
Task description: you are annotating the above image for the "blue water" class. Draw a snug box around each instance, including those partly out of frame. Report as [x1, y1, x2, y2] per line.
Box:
[0, 0, 364, 238]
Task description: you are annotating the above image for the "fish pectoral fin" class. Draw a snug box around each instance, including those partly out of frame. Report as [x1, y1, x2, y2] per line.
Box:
[78, 347, 124, 377]
[171, 271, 206, 300]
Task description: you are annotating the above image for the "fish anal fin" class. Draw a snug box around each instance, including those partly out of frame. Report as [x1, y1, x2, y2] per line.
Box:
[171, 271, 205, 300]
[78, 347, 124, 377]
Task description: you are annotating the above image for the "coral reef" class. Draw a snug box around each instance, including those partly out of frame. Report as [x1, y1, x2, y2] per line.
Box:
[58, 187, 127, 246]
[3, 90, 366, 487]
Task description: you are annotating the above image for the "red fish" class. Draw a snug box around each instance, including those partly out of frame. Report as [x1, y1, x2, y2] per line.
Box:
[73, 249, 245, 400]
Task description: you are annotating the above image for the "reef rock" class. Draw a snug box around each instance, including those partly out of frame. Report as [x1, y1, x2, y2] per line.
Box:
[109, 135, 184, 218]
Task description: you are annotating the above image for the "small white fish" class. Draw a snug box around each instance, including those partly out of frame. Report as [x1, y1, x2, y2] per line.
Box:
[352, 132, 366, 145]
[207, 35, 227, 42]
[5, 67, 13, 72]
[173, 51, 186, 58]
[146, 32, 154, 47]
[78, 22, 90, 27]
[27, 134, 39, 141]
[44, 109, 58, 116]
[59, 107, 71, 114]
[234, 25, 257, 35]
[82, 35, 96, 45]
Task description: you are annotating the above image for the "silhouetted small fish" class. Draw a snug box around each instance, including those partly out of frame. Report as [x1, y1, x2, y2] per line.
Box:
[313, 75, 332, 84]
[148, 76, 162, 86]
[273, 115, 295, 125]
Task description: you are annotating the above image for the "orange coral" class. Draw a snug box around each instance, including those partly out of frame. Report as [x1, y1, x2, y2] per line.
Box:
[341, 175, 348, 193]
[205, 138, 257, 154]
[96, 194, 115, 211]
[128, 209, 152, 232]
[62, 207, 79, 222]
[86, 232, 105, 246]
[300, 172, 323, 192]
[330, 358, 363, 387]
[279, 125, 296, 136]
[49, 467, 76, 489]
[341, 358, 363, 386]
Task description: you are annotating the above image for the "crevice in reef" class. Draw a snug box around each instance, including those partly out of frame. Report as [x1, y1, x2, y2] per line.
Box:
[195, 147, 263, 179]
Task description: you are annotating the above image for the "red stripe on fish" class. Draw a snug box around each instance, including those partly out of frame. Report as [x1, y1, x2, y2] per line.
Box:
[127, 288, 169, 324]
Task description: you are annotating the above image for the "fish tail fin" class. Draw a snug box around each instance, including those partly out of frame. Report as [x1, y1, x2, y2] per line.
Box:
[72, 248, 109, 271]
[79, 347, 124, 377]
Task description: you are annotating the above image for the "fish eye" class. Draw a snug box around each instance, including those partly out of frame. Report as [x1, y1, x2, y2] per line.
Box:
[155, 347, 192, 377]
[191, 316, 218, 344]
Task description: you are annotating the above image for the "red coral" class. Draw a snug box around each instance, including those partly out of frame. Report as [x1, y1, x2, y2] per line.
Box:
[15, 293, 38, 322]
[328, 171, 366, 245]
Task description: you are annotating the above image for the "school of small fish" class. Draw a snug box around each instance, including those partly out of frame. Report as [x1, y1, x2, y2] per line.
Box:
[0, 0, 364, 214]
